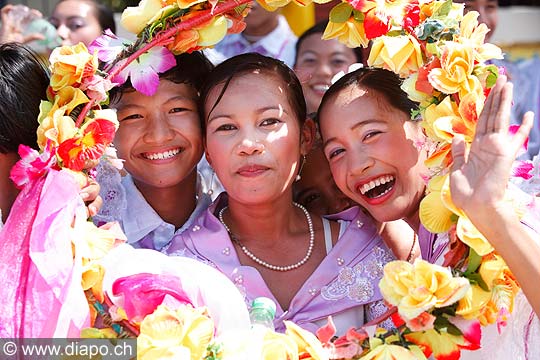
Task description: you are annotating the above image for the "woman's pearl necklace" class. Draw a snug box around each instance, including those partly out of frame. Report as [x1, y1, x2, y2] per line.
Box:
[218, 202, 315, 272]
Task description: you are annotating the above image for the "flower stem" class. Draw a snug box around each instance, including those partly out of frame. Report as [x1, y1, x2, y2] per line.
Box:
[75, 0, 252, 127]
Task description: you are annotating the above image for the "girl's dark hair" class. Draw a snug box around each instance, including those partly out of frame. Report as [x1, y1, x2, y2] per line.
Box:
[0, 43, 50, 153]
[109, 51, 214, 104]
[294, 21, 364, 66]
[58, 0, 116, 34]
[318, 67, 418, 121]
[199, 52, 306, 133]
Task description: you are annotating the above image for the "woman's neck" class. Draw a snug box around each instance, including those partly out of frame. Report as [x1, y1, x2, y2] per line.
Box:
[404, 208, 421, 234]
[134, 172, 198, 229]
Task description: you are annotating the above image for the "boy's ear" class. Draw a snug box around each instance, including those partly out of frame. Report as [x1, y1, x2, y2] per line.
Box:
[300, 117, 316, 156]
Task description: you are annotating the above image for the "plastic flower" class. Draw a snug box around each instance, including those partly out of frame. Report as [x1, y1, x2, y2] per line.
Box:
[405, 317, 481, 360]
[379, 259, 470, 321]
[350, 0, 416, 39]
[49, 43, 99, 92]
[120, 0, 165, 34]
[284, 320, 327, 359]
[196, 15, 228, 47]
[9, 144, 57, 188]
[428, 41, 481, 97]
[113, 46, 176, 96]
[37, 104, 78, 150]
[260, 330, 298, 359]
[457, 11, 502, 63]
[88, 29, 127, 64]
[323, 15, 369, 49]
[361, 343, 420, 360]
[368, 34, 424, 78]
[57, 113, 118, 171]
[137, 304, 214, 360]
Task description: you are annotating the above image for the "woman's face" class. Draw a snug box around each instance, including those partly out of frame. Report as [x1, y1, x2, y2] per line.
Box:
[50, 0, 103, 46]
[113, 80, 203, 190]
[204, 72, 309, 205]
[319, 85, 428, 223]
[294, 34, 358, 114]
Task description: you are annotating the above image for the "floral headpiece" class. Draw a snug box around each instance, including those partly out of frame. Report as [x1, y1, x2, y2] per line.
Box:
[5, 0, 535, 359]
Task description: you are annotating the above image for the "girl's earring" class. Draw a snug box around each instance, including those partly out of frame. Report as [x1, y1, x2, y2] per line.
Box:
[295, 154, 307, 182]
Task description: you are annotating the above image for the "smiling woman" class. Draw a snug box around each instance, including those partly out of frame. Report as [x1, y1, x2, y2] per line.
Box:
[165, 53, 400, 335]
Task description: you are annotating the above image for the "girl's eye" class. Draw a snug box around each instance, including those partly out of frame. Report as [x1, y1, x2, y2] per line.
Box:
[328, 148, 344, 159]
[215, 124, 236, 131]
[67, 21, 85, 31]
[302, 193, 320, 206]
[261, 118, 281, 127]
[120, 114, 143, 122]
[363, 131, 381, 141]
[331, 58, 347, 67]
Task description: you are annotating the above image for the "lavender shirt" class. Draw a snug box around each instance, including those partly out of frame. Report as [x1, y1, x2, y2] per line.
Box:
[165, 195, 395, 334]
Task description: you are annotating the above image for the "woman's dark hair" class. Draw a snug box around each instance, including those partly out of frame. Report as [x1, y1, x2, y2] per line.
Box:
[318, 67, 418, 121]
[109, 51, 214, 104]
[294, 21, 364, 66]
[57, 0, 116, 34]
[0, 43, 50, 153]
[199, 52, 306, 133]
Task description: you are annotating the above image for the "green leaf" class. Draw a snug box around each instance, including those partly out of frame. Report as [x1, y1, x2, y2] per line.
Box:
[329, 3, 353, 23]
[434, 316, 463, 336]
[436, 0, 453, 17]
[352, 9, 365, 22]
[467, 273, 490, 291]
[465, 248, 482, 275]
[485, 64, 499, 88]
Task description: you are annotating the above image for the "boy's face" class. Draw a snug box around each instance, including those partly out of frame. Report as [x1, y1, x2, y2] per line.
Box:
[455, 0, 499, 42]
[113, 80, 203, 189]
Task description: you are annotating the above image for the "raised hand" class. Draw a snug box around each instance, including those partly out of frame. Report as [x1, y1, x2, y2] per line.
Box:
[449, 75, 534, 221]
[0, 5, 44, 44]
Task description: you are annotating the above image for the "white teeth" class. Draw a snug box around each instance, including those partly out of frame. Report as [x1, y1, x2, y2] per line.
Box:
[312, 84, 330, 92]
[360, 175, 394, 195]
[144, 148, 181, 160]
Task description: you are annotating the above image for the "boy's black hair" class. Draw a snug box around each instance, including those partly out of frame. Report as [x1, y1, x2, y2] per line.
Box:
[0, 43, 50, 153]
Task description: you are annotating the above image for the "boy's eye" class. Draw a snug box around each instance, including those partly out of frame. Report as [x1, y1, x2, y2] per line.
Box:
[120, 114, 143, 121]
[302, 193, 320, 206]
[170, 107, 190, 114]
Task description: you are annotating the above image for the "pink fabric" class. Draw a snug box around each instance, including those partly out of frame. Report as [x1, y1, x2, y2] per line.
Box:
[0, 169, 90, 337]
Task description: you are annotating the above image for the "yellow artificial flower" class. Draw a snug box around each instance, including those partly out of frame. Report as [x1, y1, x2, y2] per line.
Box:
[260, 330, 298, 359]
[401, 73, 432, 104]
[197, 16, 228, 47]
[284, 321, 326, 360]
[423, 95, 461, 142]
[176, 0, 206, 9]
[257, 0, 332, 12]
[121, 0, 167, 34]
[457, 11, 502, 63]
[456, 284, 492, 320]
[456, 216, 494, 256]
[380, 259, 470, 321]
[322, 17, 369, 49]
[428, 42, 481, 97]
[368, 35, 424, 78]
[76, 221, 118, 260]
[362, 343, 420, 360]
[49, 44, 98, 92]
[36, 104, 77, 149]
[419, 0, 464, 22]
[419, 175, 457, 233]
[138, 305, 214, 360]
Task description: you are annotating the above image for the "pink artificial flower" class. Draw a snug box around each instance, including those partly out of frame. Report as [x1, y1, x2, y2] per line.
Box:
[88, 29, 126, 64]
[10, 143, 57, 188]
[316, 316, 336, 344]
[406, 311, 436, 332]
[512, 160, 534, 180]
[112, 46, 176, 96]
[496, 307, 510, 334]
[80, 74, 117, 103]
[112, 273, 193, 323]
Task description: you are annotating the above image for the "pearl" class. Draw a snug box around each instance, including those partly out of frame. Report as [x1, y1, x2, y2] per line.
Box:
[218, 202, 315, 272]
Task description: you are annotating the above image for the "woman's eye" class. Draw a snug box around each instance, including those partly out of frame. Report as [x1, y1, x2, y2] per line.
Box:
[261, 118, 281, 127]
[67, 21, 85, 31]
[331, 59, 347, 67]
[216, 124, 236, 131]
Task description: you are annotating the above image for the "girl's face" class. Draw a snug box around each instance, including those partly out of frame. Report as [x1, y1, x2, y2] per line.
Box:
[319, 85, 428, 224]
[294, 34, 358, 114]
[113, 80, 203, 190]
[50, 0, 103, 46]
[204, 72, 310, 205]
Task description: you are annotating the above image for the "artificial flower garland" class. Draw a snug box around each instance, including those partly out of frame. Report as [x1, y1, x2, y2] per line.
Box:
[3, 0, 537, 359]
